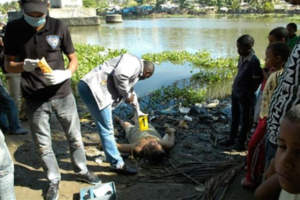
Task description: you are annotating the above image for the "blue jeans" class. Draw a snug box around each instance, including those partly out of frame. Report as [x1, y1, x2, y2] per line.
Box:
[0, 85, 21, 132]
[26, 93, 88, 184]
[78, 81, 124, 169]
[0, 129, 16, 200]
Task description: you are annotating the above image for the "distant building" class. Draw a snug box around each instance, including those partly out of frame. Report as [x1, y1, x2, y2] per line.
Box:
[160, 2, 179, 9]
[7, 0, 100, 26]
[50, 0, 83, 8]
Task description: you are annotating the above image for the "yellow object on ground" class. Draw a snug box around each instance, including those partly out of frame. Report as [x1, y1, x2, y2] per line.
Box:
[139, 115, 149, 131]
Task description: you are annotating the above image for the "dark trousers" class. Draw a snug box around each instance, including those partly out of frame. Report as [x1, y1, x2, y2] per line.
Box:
[230, 93, 252, 145]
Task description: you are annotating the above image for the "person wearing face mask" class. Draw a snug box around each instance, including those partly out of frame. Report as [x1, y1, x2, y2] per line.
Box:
[3, 1, 101, 200]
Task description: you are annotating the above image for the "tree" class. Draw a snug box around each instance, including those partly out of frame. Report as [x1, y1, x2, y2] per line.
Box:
[83, 0, 97, 8]
[156, 0, 165, 9]
[177, 0, 186, 9]
[95, 0, 109, 14]
[249, 0, 262, 7]
[208, 0, 217, 6]
[10, 1, 19, 10]
[263, 1, 275, 13]
[231, 0, 240, 11]
[127, 0, 138, 7]
[218, 0, 226, 8]
[0, 7, 5, 14]
[0, 1, 20, 13]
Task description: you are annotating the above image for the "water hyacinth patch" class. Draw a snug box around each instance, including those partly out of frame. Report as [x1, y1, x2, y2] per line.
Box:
[59, 44, 239, 107]
[150, 85, 207, 107]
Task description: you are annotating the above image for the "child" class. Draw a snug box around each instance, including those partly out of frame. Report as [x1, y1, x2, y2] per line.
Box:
[286, 23, 299, 50]
[254, 105, 300, 200]
[242, 42, 290, 188]
[266, 1, 300, 178]
[253, 27, 289, 124]
[219, 34, 262, 151]
[267, 27, 288, 44]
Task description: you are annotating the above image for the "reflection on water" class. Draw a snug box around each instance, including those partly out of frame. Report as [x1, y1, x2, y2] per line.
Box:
[69, 17, 289, 58]
[173, 76, 233, 100]
[205, 78, 233, 99]
[69, 17, 290, 98]
[134, 62, 197, 96]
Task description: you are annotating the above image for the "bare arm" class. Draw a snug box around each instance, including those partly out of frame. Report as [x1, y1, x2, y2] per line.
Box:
[159, 128, 175, 150]
[262, 68, 269, 80]
[255, 159, 280, 200]
[4, 55, 25, 73]
[254, 174, 281, 200]
[116, 143, 134, 153]
[65, 53, 78, 73]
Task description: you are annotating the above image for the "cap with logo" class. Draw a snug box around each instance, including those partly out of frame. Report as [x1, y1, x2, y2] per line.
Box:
[20, 0, 48, 15]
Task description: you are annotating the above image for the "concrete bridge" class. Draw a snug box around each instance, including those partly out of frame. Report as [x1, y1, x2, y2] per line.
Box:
[8, 0, 100, 26]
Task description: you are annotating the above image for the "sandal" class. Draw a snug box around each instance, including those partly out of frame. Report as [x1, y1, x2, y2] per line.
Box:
[241, 177, 255, 188]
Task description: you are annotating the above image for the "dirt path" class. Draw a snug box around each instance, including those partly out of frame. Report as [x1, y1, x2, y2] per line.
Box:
[5, 103, 256, 200]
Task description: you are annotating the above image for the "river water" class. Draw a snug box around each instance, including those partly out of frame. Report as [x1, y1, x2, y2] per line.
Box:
[69, 16, 291, 98]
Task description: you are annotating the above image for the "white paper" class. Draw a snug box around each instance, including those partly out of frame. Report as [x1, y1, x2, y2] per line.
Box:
[93, 183, 113, 197]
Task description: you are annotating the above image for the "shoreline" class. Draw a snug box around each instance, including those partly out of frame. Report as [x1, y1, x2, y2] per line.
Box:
[105, 13, 300, 21]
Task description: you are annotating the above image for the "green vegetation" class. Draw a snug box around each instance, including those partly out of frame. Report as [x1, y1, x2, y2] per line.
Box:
[141, 50, 237, 105]
[0, 43, 237, 106]
[80, 0, 293, 15]
[0, 1, 19, 15]
[83, 0, 98, 8]
[71, 44, 237, 106]
[150, 85, 207, 107]
[0, 43, 239, 106]
[142, 50, 237, 83]
[287, 15, 300, 21]
[69, 44, 127, 91]
[82, 0, 109, 14]
[263, 1, 275, 13]
[0, 0, 297, 20]
[72, 45, 237, 86]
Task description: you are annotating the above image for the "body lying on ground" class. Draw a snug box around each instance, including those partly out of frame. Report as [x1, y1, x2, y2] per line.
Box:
[114, 116, 175, 164]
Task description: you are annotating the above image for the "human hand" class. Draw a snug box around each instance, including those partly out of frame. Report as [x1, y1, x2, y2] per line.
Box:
[125, 93, 135, 105]
[23, 58, 39, 72]
[44, 70, 72, 86]
[166, 127, 176, 134]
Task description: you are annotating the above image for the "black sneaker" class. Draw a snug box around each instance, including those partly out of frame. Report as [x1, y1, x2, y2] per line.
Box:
[113, 164, 138, 175]
[229, 143, 246, 152]
[76, 171, 101, 185]
[218, 138, 235, 147]
[45, 182, 59, 200]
